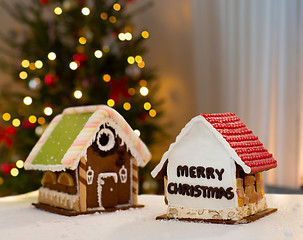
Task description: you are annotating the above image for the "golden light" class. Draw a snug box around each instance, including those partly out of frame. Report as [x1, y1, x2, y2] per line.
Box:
[140, 80, 147, 86]
[38, 117, 45, 125]
[79, 37, 87, 45]
[10, 168, 19, 177]
[135, 55, 142, 63]
[134, 129, 140, 137]
[125, 32, 132, 41]
[23, 96, 32, 105]
[149, 109, 157, 117]
[21, 59, 30, 68]
[29, 62, 36, 70]
[28, 115, 37, 123]
[103, 45, 110, 53]
[48, 52, 56, 60]
[100, 12, 108, 20]
[81, 7, 90, 16]
[109, 16, 116, 23]
[140, 86, 149, 96]
[16, 160, 24, 169]
[103, 74, 111, 82]
[127, 56, 135, 64]
[74, 90, 83, 99]
[69, 61, 78, 70]
[35, 60, 43, 69]
[113, 3, 121, 11]
[54, 7, 62, 15]
[2, 113, 11, 121]
[94, 50, 103, 58]
[141, 30, 150, 39]
[138, 61, 145, 68]
[12, 119, 21, 127]
[144, 102, 151, 110]
[123, 102, 131, 111]
[44, 107, 53, 116]
[19, 71, 28, 80]
[128, 88, 135, 95]
[118, 33, 126, 41]
[107, 99, 115, 107]
[0, 177, 3, 185]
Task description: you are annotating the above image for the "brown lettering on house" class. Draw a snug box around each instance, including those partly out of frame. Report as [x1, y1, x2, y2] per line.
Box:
[176, 165, 225, 181]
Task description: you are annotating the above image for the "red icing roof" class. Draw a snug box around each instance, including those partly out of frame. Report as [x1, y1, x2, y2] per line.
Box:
[201, 113, 277, 173]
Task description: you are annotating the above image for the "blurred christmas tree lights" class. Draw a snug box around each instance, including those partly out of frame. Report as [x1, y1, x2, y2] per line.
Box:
[0, 0, 162, 196]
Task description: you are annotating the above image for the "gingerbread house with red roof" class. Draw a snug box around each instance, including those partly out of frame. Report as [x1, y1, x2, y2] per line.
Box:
[152, 113, 277, 223]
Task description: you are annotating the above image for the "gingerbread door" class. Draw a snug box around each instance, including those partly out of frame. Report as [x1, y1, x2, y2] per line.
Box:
[97, 173, 118, 208]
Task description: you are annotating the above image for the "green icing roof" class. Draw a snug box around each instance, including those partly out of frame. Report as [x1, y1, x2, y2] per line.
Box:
[31, 112, 94, 167]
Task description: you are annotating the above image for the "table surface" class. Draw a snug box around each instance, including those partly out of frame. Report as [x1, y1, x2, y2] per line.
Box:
[0, 192, 302, 240]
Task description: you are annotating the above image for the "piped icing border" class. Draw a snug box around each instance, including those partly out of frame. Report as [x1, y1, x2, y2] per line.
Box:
[25, 105, 151, 171]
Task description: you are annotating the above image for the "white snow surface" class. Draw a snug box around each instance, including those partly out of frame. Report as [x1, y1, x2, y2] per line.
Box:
[0, 192, 303, 240]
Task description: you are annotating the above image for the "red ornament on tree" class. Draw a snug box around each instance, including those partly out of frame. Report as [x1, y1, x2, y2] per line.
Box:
[73, 53, 87, 67]
[44, 73, 59, 87]
[107, 77, 130, 103]
[0, 125, 16, 147]
[39, 0, 49, 5]
[1, 163, 15, 175]
[22, 120, 36, 129]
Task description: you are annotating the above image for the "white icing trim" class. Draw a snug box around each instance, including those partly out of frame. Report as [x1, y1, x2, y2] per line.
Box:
[119, 165, 127, 184]
[39, 187, 79, 210]
[25, 164, 66, 172]
[86, 166, 94, 185]
[96, 128, 116, 152]
[151, 115, 251, 178]
[97, 172, 118, 208]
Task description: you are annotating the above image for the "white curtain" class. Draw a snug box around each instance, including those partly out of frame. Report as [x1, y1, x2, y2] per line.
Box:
[192, 0, 303, 188]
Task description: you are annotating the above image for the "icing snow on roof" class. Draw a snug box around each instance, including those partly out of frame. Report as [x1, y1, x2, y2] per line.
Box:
[201, 112, 277, 173]
[24, 105, 151, 171]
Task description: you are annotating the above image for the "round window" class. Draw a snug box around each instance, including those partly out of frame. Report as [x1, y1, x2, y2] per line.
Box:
[96, 128, 116, 152]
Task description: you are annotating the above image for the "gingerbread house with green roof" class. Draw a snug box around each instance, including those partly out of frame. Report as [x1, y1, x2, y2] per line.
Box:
[25, 105, 151, 215]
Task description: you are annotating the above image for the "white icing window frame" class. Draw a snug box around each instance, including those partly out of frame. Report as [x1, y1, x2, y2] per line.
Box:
[96, 128, 116, 152]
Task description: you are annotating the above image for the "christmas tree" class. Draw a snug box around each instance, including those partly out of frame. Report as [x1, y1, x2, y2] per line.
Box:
[0, 0, 162, 196]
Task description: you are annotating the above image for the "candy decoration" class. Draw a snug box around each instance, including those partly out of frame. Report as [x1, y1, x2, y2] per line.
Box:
[131, 157, 138, 205]
[201, 112, 277, 173]
[42, 171, 57, 185]
[58, 172, 74, 186]
[79, 157, 87, 212]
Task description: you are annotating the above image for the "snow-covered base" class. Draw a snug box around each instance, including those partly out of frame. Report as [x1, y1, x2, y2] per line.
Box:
[2, 193, 303, 240]
[167, 197, 268, 220]
[38, 187, 80, 211]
